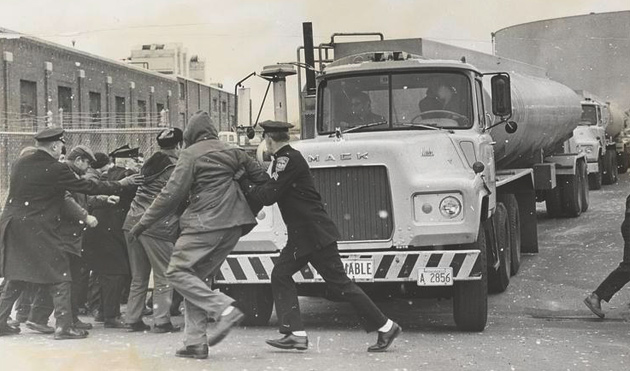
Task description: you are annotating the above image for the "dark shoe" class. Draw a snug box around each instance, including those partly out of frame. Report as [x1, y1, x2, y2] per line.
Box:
[584, 293, 605, 318]
[25, 320, 55, 334]
[104, 317, 130, 329]
[265, 334, 309, 350]
[127, 320, 150, 332]
[175, 344, 208, 359]
[93, 310, 104, 323]
[54, 327, 88, 340]
[207, 306, 244, 347]
[0, 323, 21, 336]
[73, 319, 93, 330]
[152, 322, 181, 334]
[368, 322, 402, 352]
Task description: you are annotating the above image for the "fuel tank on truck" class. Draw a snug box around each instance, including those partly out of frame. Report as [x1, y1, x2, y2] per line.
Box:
[607, 103, 625, 138]
[488, 72, 582, 169]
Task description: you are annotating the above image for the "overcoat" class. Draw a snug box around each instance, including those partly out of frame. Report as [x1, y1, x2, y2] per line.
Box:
[83, 166, 137, 275]
[0, 149, 122, 283]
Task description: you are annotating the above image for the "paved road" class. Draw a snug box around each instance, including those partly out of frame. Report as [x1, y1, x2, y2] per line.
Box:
[1, 175, 629, 371]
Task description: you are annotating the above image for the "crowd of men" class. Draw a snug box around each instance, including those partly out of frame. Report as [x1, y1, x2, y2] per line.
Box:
[0, 111, 402, 359]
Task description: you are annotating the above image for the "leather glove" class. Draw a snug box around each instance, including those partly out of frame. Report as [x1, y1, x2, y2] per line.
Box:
[129, 223, 147, 241]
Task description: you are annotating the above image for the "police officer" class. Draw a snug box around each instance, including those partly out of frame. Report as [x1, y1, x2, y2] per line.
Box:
[240, 120, 402, 353]
[0, 127, 143, 339]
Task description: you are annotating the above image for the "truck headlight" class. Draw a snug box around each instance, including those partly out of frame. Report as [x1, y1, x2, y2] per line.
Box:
[439, 196, 462, 218]
[578, 145, 594, 154]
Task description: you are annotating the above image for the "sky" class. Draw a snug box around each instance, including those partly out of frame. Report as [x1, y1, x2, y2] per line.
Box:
[1, 0, 629, 123]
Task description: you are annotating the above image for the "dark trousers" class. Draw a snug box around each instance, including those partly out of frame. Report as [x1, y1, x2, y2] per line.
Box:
[0, 280, 72, 329]
[100, 274, 127, 320]
[595, 216, 630, 301]
[68, 253, 87, 321]
[87, 272, 101, 313]
[271, 243, 388, 334]
[28, 285, 54, 324]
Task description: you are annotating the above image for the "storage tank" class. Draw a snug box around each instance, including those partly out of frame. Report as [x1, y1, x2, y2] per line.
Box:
[607, 103, 625, 138]
[488, 73, 582, 169]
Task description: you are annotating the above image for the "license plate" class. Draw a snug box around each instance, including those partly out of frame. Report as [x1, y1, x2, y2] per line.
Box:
[343, 258, 374, 280]
[417, 268, 453, 286]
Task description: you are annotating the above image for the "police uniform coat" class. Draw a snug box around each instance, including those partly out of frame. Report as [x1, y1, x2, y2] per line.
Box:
[243, 144, 341, 257]
[82, 166, 137, 275]
[0, 149, 123, 283]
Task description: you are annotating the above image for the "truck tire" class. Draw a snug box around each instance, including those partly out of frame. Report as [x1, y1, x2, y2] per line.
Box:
[617, 152, 629, 174]
[602, 149, 618, 185]
[559, 173, 582, 218]
[488, 203, 511, 293]
[222, 284, 274, 326]
[498, 194, 521, 275]
[453, 223, 488, 332]
[578, 159, 589, 213]
[588, 156, 603, 190]
[545, 186, 563, 218]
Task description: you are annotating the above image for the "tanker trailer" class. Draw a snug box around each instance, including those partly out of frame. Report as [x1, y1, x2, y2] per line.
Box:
[609, 104, 630, 174]
[218, 30, 587, 332]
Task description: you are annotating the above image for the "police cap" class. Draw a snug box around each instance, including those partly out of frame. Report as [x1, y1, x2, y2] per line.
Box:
[156, 127, 183, 148]
[260, 120, 294, 134]
[34, 127, 66, 143]
[109, 144, 140, 158]
[91, 152, 110, 169]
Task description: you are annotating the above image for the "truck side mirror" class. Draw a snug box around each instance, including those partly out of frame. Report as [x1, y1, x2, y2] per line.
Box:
[491, 74, 512, 118]
[246, 127, 256, 139]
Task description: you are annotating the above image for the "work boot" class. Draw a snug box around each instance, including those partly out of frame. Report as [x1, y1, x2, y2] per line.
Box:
[25, 320, 55, 334]
[54, 327, 88, 340]
[152, 322, 181, 334]
[265, 334, 309, 350]
[0, 323, 21, 336]
[367, 322, 402, 352]
[175, 344, 208, 359]
[584, 292, 605, 318]
[207, 306, 244, 347]
[73, 319, 93, 330]
[104, 317, 129, 329]
[127, 320, 150, 332]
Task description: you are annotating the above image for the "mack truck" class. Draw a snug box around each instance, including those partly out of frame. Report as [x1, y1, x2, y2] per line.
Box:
[217, 25, 588, 332]
[567, 92, 619, 189]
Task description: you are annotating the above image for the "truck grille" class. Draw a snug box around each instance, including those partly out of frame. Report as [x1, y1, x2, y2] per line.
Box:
[311, 166, 393, 241]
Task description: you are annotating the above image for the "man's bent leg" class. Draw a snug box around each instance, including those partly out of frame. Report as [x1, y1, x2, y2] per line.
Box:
[28, 285, 54, 325]
[47, 281, 73, 330]
[270, 248, 309, 334]
[142, 234, 174, 326]
[0, 280, 27, 323]
[182, 298, 209, 346]
[125, 232, 152, 324]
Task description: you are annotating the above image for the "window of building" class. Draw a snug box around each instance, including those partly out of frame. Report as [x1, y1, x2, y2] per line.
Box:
[179, 112, 186, 127]
[137, 100, 147, 127]
[57, 86, 72, 127]
[179, 82, 185, 99]
[115, 96, 126, 127]
[142, 45, 151, 50]
[156, 44, 165, 50]
[221, 101, 227, 113]
[20, 80, 37, 130]
[213, 98, 218, 112]
[89, 92, 101, 127]
[156, 103, 165, 126]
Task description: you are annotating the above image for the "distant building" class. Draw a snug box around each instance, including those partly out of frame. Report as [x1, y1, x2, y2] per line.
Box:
[128, 43, 207, 84]
[189, 55, 206, 83]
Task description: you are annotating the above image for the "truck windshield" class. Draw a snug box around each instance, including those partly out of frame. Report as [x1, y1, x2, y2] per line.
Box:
[318, 72, 473, 134]
[580, 105, 597, 125]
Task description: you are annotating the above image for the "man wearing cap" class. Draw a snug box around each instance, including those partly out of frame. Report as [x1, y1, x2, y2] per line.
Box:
[240, 120, 402, 353]
[0, 127, 143, 339]
[122, 127, 184, 333]
[83, 144, 141, 329]
[129, 111, 269, 359]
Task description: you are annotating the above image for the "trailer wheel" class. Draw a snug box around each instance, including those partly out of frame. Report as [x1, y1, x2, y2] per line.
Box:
[578, 159, 589, 212]
[453, 223, 488, 332]
[545, 186, 563, 218]
[499, 194, 521, 275]
[559, 173, 582, 218]
[603, 149, 618, 185]
[617, 152, 629, 174]
[488, 203, 511, 293]
[222, 284, 274, 326]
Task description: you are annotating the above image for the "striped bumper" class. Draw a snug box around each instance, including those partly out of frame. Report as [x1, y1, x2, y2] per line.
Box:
[215, 250, 481, 284]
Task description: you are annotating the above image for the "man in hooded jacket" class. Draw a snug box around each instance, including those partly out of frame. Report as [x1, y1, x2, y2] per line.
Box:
[130, 111, 269, 359]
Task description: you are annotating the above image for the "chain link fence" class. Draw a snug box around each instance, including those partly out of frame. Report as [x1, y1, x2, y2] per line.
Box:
[1, 121, 166, 209]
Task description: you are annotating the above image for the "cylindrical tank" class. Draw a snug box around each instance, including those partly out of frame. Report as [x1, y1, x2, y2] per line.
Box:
[488, 72, 582, 169]
[606, 104, 625, 138]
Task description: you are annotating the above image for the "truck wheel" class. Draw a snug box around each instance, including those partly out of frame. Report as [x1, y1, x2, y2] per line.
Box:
[488, 203, 511, 293]
[545, 186, 563, 218]
[602, 149, 618, 185]
[559, 173, 582, 218]
[610, 151, 618, 183]
[588, 156, 603, 190]
[498, 194, 521, 275]
[578, 160, 589, 212]
[453, 223, 488, 332]
[222, 284, 274, 326]
[617, 152, 629, 174]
